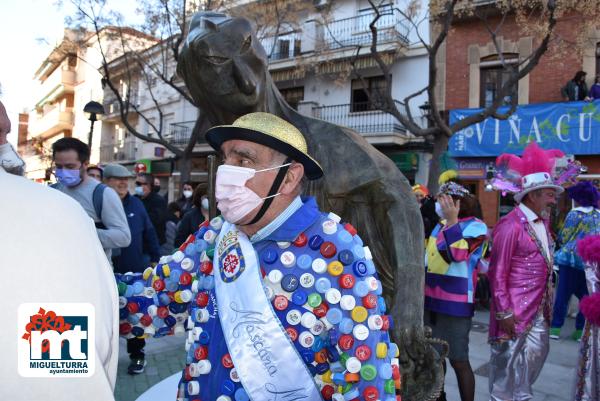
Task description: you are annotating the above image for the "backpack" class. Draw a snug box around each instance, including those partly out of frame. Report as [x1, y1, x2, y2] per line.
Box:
[51, 182, 107, 228]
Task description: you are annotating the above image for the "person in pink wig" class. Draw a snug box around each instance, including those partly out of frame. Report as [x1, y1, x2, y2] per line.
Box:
[573, 234, 600, 401]
[487, 142, 575, 401]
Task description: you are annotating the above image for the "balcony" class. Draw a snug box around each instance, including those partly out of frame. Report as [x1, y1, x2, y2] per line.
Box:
[167, 121, 208, 146]
[29, 107, 74, 139]
[262, 32, 302, 61]
[321, 10, 409, 49]
[103, 94, 140, 118]
[35, 69, 76, 108]
[100, 141, 136, 163]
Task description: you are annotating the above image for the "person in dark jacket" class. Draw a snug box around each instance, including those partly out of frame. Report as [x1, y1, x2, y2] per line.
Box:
[174, 185, 209, 246]
[176, 181, 195, 215]
[135, 173, 168, 245]
[104, 164, 161, 375]
[162, 202, 183, 254]
[562, 70, 590, 101]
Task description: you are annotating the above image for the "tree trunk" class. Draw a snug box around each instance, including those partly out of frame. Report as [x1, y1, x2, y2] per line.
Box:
[427, 133, 449, 195]
[178, 152, 193, 189]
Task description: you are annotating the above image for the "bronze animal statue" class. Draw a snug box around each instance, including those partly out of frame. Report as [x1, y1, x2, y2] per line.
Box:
[177, 12, 443, 400]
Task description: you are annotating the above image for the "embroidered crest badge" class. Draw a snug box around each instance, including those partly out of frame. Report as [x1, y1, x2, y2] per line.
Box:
[218, 230, 245, 283]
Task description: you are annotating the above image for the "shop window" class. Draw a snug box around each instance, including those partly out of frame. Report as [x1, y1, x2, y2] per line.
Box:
[279, 87, 304, 110]
[480, 54, 519, 108]
[351, 76, 388, 112]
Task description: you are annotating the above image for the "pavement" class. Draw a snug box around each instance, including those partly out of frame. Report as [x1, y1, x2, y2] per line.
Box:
[114, 310, 581, 401]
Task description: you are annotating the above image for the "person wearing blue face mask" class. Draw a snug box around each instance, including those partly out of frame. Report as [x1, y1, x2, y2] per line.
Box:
[52, 137, 131, 259]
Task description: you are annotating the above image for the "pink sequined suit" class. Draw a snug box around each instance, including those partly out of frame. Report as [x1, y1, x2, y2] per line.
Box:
[488, 207, 553, 401]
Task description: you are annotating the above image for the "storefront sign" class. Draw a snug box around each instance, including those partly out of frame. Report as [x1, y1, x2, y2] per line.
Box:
[454, 158, 494, 179]
[449, 100, 600, 157]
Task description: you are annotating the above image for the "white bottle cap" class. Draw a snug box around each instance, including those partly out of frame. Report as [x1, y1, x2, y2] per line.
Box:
[286, 309, 302, 326]
[340, 295, 356, 310]
[368, 314, 384, 330]
[197, 360, 212, 374]
[143, 287, 156, 298]
[277, 241, 291, 249]
[179, 289, 193, 303]
[365, 276, 379, 291]
[174, 325, 185, 335]
[210, 217, 223, 230]
[194, 308, 209, 323]
[172, 250, 185, 263]
[203, 230, 217, 244]
[181, 258, 195, 272]
[310, 320, 326, 335]
[332, 394, 345, 401]
[144, 326, 156, 336]
[299, 273, 315, 288]
[312, 258, 327, 274]
[352, 324, 369, 341]
[230, 368, 240, 382]
[192, 327, 203, 341]
[280, 251, 296, 268]
[200, 251, 211, 262]
[301, 312, 317, 328]
[320, 316, 333, 330]
[187, 380, 200, 395]
[216, 397, 232, 401]
[264, 286, 275, 300]
[327, 212, 342, 223]
[268, 269, 283, 284]
[298, 331, 315, 348]
[119, 296, 128, 309]
[363, 246, 373, 261]
[147, 305, 158, 317]
[325, 288, 342, 304]
[322, 219, 338, 235]
[345, 357, 362, 373]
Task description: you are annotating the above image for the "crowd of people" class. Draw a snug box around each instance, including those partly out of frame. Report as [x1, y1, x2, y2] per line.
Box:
[2, 89, 600, 401]
[413, 142, 600, 401]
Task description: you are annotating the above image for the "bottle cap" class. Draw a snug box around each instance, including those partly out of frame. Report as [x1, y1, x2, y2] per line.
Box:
[299, 273, 315, 288]
[311, 258, 327, 274]
[340, 295, 356, 310]
[322, 219, 338, 235]
[352, 324, 369, 341]
[280, 251, 296, 268]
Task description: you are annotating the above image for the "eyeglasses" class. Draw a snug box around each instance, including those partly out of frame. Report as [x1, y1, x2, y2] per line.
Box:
[135, 181, 149, 186]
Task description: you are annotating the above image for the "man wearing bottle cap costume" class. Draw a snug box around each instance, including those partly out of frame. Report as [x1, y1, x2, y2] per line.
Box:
[488, 142, 579, 401]
[116, 112, 400, 400]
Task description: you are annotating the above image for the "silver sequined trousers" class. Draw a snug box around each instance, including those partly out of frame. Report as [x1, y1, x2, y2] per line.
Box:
[488, 314, 549, 401]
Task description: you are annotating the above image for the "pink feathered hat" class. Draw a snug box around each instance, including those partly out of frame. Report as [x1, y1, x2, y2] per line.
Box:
[494, 142, 566, 202]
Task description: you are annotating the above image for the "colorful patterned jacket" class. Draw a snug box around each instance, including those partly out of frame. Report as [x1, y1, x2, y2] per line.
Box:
[115, 197, 400, 400]
[424, 217, 488, 318]
[554, 207, 600, 270]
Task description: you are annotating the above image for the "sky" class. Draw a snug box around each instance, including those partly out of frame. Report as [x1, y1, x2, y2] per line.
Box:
[0, 0, 140, 145]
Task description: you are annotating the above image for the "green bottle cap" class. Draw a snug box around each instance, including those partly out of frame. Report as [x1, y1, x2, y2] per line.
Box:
[384, 379, 396, 394]
[206, 247, 215, 258]
[340, 352, 349, 368]
[360, 364, 377, 381]
[117, 282, 127, 296]
[307, 293, 322, 308]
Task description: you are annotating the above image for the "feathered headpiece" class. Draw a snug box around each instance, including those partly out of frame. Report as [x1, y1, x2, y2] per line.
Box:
[438, 170, 458, 185]
[577, 235, 600, 325]
[567, 181, 600, 208]
[492, 142, 581, 202]
[438, 181, 470, 198]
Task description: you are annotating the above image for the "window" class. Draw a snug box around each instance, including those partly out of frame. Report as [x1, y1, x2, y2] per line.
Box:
[479, 54, 519, 108]
[351, 76, 388, 112]
[279, 87, 304, 110]
[357, 4, 393, 32]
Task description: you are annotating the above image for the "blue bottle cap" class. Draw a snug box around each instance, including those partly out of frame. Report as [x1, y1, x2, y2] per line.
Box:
[352, 261, 369, 277]
[330, 361, 344, 373]
[203, 275, 215, 290]
[159, 293, 171, 306]
[132, 281, 144, 295]
[119, 308, 129, 320]
[297, 254, 312, 270]
[170, 270, 181, 283]
[316, 362, 330, 375]
[127, 314, 140, 324]
[388, 342, 399, 358]
[309, 234, 324, 250]
[125, 285, 134, 298]
[328, 328, 340, 344]
[332, 372, 346, 384]
[195, 239, 208, 253]
[300, 349, 314, 364]
[378, 296, 387, 314]
[311, 336, 324, 352]
[234, 388, 250, 401]
[165, 279, 179, 292]
[343, 388, 360, 400]
[262, 248, 278, 264]
[164, 315, 177, 327]
[131, 326, 144, 337]
[291, 289, 308, 306]
[307, 364, 317, 376]
[352, 281, 369, 298]
[354, 235, 364, 246]
[326, 308, 343, 325]
[365, 259, 377, 275]
[378, 363, 393, 379]
[352, 244, 365, 259]
[122, 274, 135, 284]
[184, 243, 197, 255]
[338, 250, 354, 266]
[169, 302, 187, 314]
[315, 277, 332, 294]
[339, 318, 354, 334]
[327, 345, 340, 362]
[281, 274, 300, 293]
[198, 331, 210, 345]
[221, 379, 236, 396]
[337, 230, 353, 244]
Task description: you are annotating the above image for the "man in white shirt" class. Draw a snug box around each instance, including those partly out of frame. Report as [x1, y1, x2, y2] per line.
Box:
[0, 100, 119, 401]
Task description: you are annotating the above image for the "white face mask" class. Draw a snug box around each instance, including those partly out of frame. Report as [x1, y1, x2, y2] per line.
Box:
[183, 190, 193, 199]
[435, 201, 444, 219]
[0, 142, 25, 176]
[215, 162, 291, 224]
[201, 197, 210, 210]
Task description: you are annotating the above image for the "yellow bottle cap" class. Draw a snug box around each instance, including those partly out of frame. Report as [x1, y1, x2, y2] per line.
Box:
[376, 342, 388, 359]
[351, 306, 368, 323]
[327, 261, 344, 276]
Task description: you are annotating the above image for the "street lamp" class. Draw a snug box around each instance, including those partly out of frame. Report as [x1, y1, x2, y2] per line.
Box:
[419, 101, 431, 127]
[484, 165, 495, 192]
[83, 101, 105, 149]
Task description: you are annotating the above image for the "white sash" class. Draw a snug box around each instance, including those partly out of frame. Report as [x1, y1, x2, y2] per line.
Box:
[214, 222, 322, 401]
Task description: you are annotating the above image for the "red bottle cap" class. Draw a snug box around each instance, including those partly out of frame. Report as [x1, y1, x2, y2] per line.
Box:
[196, 292, 209, 307]
[362, 294, 378, 309]
[200, 261, 213, 275]
[320, 241, 337, 259]
[157, 306, 169, 319]
[152, 279, 165, 292]
[286, 327, 298, 342]
[119, 322, 132, 335]
[293, 233, 308, 247]
[140, 314, 152, 327]
[338, 334, 355, 350]
[221, 353, 234, 368]
[126, 301, 139, 314]
[392, 364, 401, 380]
[313, 302, 329, 318]
[194, 345, 208, 360]
[381, 315, 390, 331]
[321, 385, 335, 400]
[179, 272, 192, 286]
[355, 345, 372, 361]
[363, 386, 379, 401]
[273, 295, 289, 311]
[339, 274, 356, 289]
